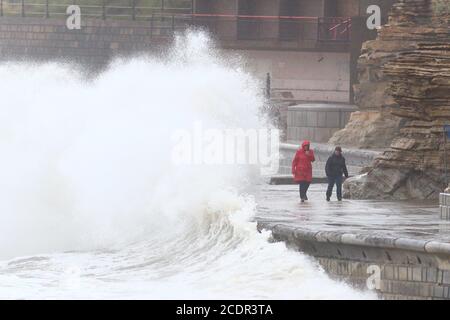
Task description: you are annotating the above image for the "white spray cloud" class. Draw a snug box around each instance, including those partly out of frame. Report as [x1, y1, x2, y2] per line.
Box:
[0, 31, 374, 299]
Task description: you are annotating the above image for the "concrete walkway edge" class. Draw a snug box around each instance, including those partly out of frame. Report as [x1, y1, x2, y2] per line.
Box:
[257, 222, 450, 256]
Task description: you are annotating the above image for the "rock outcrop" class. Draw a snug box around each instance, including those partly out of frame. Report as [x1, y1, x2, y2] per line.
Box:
[344, 0, 450, 200]
[329, 4, 408, 149]
[328, 110, 404, 149]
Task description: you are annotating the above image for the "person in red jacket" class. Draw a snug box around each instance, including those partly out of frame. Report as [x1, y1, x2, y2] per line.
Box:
[292, 140, 315, 202]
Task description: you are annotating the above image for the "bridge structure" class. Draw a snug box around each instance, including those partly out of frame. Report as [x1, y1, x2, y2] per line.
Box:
[0, 0, 397, 103]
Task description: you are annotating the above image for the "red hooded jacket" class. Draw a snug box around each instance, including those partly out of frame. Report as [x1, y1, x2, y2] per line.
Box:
[292, 140, 315, 182]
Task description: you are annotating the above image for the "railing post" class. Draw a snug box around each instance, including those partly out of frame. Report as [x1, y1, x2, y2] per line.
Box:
[300, 20, 305, 44]
[46, 0, 49, 18]
[265, 73, 271, 99]
[215, 15, 219, 38]
[258, 18, 261, 40]
[21, 0, 25, 17]
[132, 0, 136, 21]
[0, 0, 3, 17]
[172, 14, 175, 35]
[445, 127, 449, 187]
[317, 17, 321, 42]
[347, 19, 351, 42]
[150, 14, 154, 38]
[102, 0, 106, 20]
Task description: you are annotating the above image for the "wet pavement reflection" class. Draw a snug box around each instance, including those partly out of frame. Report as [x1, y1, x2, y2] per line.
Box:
[255, 184, 450, 242]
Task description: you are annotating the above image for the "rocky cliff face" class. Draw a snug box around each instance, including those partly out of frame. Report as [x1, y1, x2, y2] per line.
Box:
[344, 0, 450, 200]
[329, 3, 407, 149]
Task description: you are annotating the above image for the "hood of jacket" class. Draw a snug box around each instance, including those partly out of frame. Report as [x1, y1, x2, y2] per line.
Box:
[301, 140, 310, 151]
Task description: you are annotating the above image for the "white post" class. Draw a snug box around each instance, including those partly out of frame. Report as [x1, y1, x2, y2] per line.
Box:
[440, 193, 450, 220]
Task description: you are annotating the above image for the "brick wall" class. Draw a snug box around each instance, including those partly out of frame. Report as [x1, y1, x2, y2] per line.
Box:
[0, 17, 170, 69]
[317, 257, 450, 299]
[259, 223, 450, 300]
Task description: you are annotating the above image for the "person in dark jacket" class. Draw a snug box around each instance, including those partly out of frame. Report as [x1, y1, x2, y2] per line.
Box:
[325, 146, 349, 201]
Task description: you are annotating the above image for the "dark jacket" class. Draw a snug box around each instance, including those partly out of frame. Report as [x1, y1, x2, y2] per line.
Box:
[325, 154, 349, 178]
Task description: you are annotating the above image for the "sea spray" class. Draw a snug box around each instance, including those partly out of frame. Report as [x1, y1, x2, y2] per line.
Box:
[0, 31, 261, 257]
[0, 31, 374, 299]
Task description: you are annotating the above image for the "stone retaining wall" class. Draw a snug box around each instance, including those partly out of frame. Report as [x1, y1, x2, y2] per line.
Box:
[287, 104, 357, 143]
[258, 222, 450, 299]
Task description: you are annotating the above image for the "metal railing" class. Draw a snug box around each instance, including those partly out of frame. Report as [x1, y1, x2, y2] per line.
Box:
[0, 1, 351, 43]
[318, 17, 351, 42]
[0, 0, 193, 19]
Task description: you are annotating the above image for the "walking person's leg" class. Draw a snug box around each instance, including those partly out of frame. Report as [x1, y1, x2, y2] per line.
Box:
[300, 181, 309, 201]
[336, 176, 343, 200]
[299, 181, 306, 201]
[304, 182, 311, 200]
[326, 176, 335, 201]
[299, 182, 303, 200]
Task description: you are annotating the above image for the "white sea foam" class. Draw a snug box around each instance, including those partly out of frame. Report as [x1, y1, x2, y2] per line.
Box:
[0, 32, 375, 299]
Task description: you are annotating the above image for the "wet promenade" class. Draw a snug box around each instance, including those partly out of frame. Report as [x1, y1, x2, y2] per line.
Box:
[255, 184, 450, 243]
[255, 184, 450, 299]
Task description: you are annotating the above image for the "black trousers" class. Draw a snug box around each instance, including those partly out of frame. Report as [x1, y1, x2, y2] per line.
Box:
[326, 175, 343, 200]
[299, 181, 310, 200]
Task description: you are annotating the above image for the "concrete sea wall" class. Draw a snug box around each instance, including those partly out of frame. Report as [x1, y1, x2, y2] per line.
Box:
[258, 222, 450, 300]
